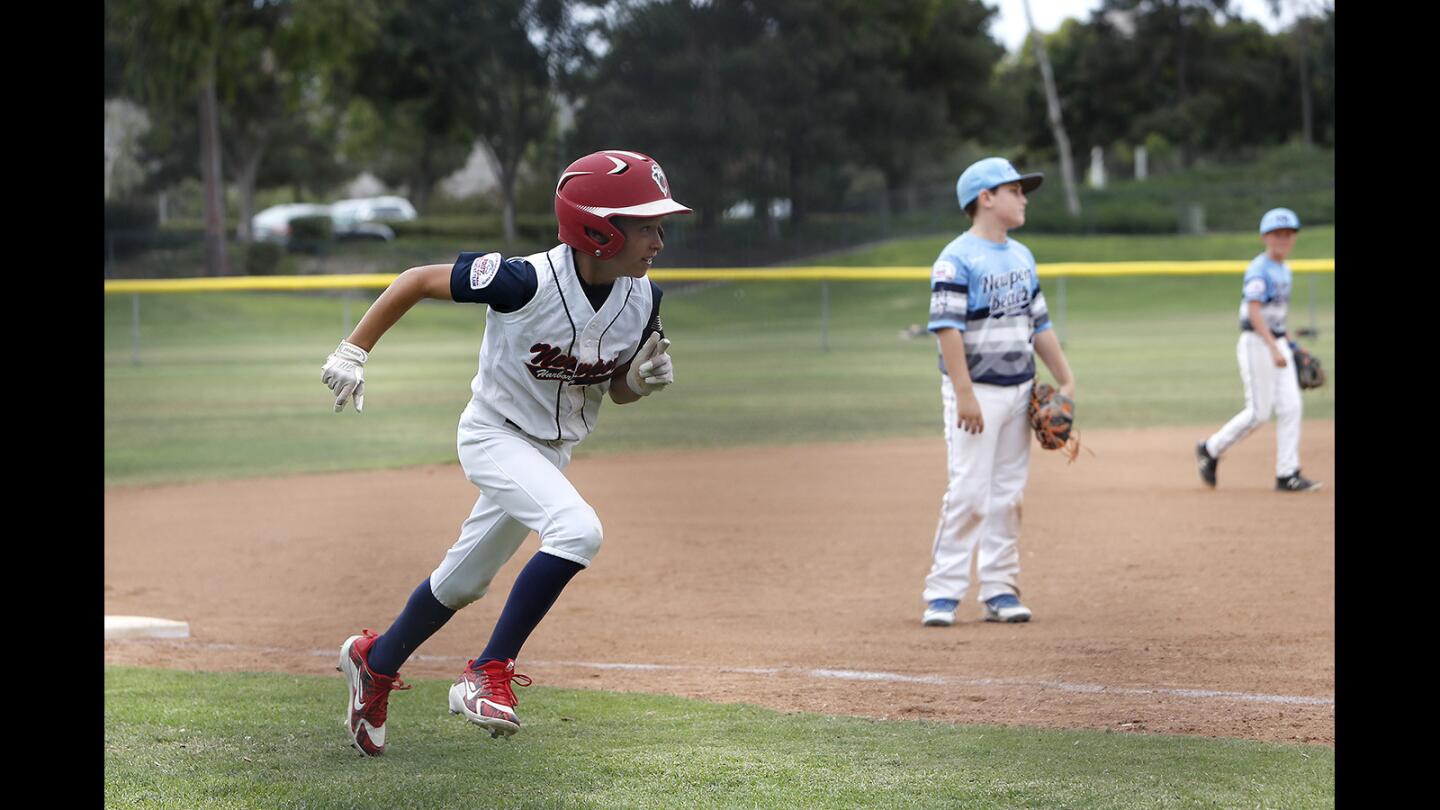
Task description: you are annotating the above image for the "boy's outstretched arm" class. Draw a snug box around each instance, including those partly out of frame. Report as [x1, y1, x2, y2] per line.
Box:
[346, 264, 455, 351]
[1033, 329, 1076, 398]
[321, 264, 454, 412]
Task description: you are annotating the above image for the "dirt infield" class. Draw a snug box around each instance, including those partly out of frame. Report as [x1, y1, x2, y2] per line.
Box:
[104, 422, 1334, 745]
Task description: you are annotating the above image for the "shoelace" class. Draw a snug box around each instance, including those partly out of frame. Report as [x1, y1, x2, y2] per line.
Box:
[467, 659, 533, 707]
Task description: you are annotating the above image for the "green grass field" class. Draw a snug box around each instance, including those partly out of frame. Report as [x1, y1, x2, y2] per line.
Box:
[104, 667, 1333, 809]
[820, 225, 1335, 265]
[104, 228, 1335, 485]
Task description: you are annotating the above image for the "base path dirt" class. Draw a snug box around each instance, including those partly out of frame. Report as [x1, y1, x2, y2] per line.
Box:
[105, 422, 1335, 745]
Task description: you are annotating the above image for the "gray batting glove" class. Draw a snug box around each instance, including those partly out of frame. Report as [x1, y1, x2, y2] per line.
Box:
[625, 334, 673, 396]
[321, 340, 368, 413]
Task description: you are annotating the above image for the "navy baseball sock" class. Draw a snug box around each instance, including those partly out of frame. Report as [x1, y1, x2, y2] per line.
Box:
[475, 551, 584, 666]
[368, 578, 456, 676]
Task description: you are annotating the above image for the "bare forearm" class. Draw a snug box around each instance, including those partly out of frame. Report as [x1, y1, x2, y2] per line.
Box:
[346, 265, 452, 351]
[936, 329, 974, 396]
[1033, 329, 1075, 392]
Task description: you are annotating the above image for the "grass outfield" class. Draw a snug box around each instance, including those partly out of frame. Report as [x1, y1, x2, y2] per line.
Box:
[104, 267, 1335, 485]
[105, 667, 1333, 809]
[814, 225, 1336, 265]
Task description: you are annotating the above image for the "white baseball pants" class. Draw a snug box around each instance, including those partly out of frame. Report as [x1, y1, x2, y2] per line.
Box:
[923, 379, 1032, 604]
[428, 420, 603, 611]
[1205, 332, 1303, 478]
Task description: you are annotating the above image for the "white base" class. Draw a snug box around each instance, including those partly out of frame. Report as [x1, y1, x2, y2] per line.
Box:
[105, 615, 190, 641]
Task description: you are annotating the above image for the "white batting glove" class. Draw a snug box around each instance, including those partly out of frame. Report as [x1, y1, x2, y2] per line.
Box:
[321, 340, 368, 413]
[625, 334, 673, 396]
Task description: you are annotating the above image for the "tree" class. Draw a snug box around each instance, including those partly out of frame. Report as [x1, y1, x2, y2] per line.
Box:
[1265, 0, 1334, 148]
[346, 0, 496, 215]
[841, 0, 1005, 212]
[1023, 0, 1081, 217]
[108, 0, 233, 274]
[471, 0, 568, 245]
[216, 0, 378, 240]
[576, 0, 1005, 229]
[1002, 3, 1308, 168]
[574, 0, 770, 229]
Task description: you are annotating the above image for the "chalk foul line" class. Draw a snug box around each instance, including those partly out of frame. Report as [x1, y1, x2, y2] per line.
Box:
[108, 639, 1333, 708]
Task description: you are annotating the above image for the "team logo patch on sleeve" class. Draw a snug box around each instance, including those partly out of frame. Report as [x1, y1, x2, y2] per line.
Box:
[933, 260, 958, 283]
[470, 252, 503, 289]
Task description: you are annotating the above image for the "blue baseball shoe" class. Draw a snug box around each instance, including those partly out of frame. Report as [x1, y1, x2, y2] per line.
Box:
[921, 599, 959, 627]
[983, 594, 1032, 623]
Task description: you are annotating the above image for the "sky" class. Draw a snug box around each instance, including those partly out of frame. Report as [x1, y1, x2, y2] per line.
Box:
[988, 0, 1307, 53]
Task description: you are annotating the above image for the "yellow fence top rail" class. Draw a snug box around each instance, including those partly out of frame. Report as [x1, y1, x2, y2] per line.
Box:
[103, 259, 1334, 294]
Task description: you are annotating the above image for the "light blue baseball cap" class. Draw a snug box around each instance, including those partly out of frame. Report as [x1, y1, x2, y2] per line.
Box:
[957, 157, 1044, 210]
[1259, 208, 1301, 235]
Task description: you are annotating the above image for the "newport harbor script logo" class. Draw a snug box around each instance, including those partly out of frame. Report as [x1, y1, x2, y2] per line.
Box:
[527, 343, 620, 385]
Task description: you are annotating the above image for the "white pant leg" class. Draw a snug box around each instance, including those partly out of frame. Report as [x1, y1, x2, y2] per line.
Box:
[977, 382, 1032, 602]
[429, 494, 533, 610]
[923, 381, 1013, 604]
[1208, 332, 1276, 458]
[1273, 339, 1304, 477]
[428, 424, 602, 610]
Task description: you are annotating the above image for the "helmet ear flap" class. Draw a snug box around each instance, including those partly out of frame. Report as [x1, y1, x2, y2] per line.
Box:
[555, 195, 625, 259]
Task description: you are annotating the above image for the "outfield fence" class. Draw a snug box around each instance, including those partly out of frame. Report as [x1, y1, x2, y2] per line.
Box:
[104, 260, 1335, 362]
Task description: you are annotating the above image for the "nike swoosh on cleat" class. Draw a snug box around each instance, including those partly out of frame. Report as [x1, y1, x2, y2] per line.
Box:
[351, 668, 366, 713]
[359, 719, 384, 746]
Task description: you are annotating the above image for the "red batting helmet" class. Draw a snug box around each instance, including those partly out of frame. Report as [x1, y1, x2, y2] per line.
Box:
[555, 150, 692, 260]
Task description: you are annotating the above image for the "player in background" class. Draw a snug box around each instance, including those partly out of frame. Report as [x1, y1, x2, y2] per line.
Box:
[1196, 208, 1321, 492]
[321, 150, 689, 756]
[920, 158, 1076, 628]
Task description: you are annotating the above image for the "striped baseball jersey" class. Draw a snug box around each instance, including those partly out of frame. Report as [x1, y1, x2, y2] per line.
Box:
[451, 243, 661, 444]
[926, 231, 1051, 386]
[1238, 252, 1292, 337]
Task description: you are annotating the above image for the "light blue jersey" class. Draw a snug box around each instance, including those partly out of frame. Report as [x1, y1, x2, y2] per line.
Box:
[926, 232, 1051, 386]
[1238, 253, 1292, 336]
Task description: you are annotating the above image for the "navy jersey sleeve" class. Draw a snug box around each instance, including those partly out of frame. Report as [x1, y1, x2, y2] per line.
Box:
[449, 252, 538, 313]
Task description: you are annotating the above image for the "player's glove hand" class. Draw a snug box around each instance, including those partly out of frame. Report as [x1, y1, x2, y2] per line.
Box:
[321, 340, 368, 413]
[1029, 382, 1080, 462]
[1289, 341, 1325, 390]
[625, 333, 673, 396]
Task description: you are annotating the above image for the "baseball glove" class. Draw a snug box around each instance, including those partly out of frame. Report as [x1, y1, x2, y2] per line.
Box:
[1290, 342, 1325, 390]
[1029, 382, 1081, 462]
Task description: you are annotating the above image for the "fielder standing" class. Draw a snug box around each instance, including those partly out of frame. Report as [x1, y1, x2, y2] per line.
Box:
[321, 149, 690, 756]
[920, 158, 1076, 628]
[1196, 208, 1322, 492]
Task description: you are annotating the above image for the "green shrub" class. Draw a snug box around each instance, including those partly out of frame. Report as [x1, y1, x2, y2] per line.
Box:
[105, 198, 159, 233]
[243, 242, 286, 275]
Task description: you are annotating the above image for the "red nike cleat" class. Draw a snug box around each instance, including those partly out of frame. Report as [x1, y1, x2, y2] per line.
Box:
[337, 629, 410, 756]
[447, 658, 533, 738]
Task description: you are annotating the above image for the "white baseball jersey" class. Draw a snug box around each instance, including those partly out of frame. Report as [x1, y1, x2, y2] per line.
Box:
[453, 243, 659, 444]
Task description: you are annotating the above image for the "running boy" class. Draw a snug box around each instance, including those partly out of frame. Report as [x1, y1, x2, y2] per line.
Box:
[321, 149, 690, 756]
[1196, 207, 1322, 492]
[920, 157, 1077, 628]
